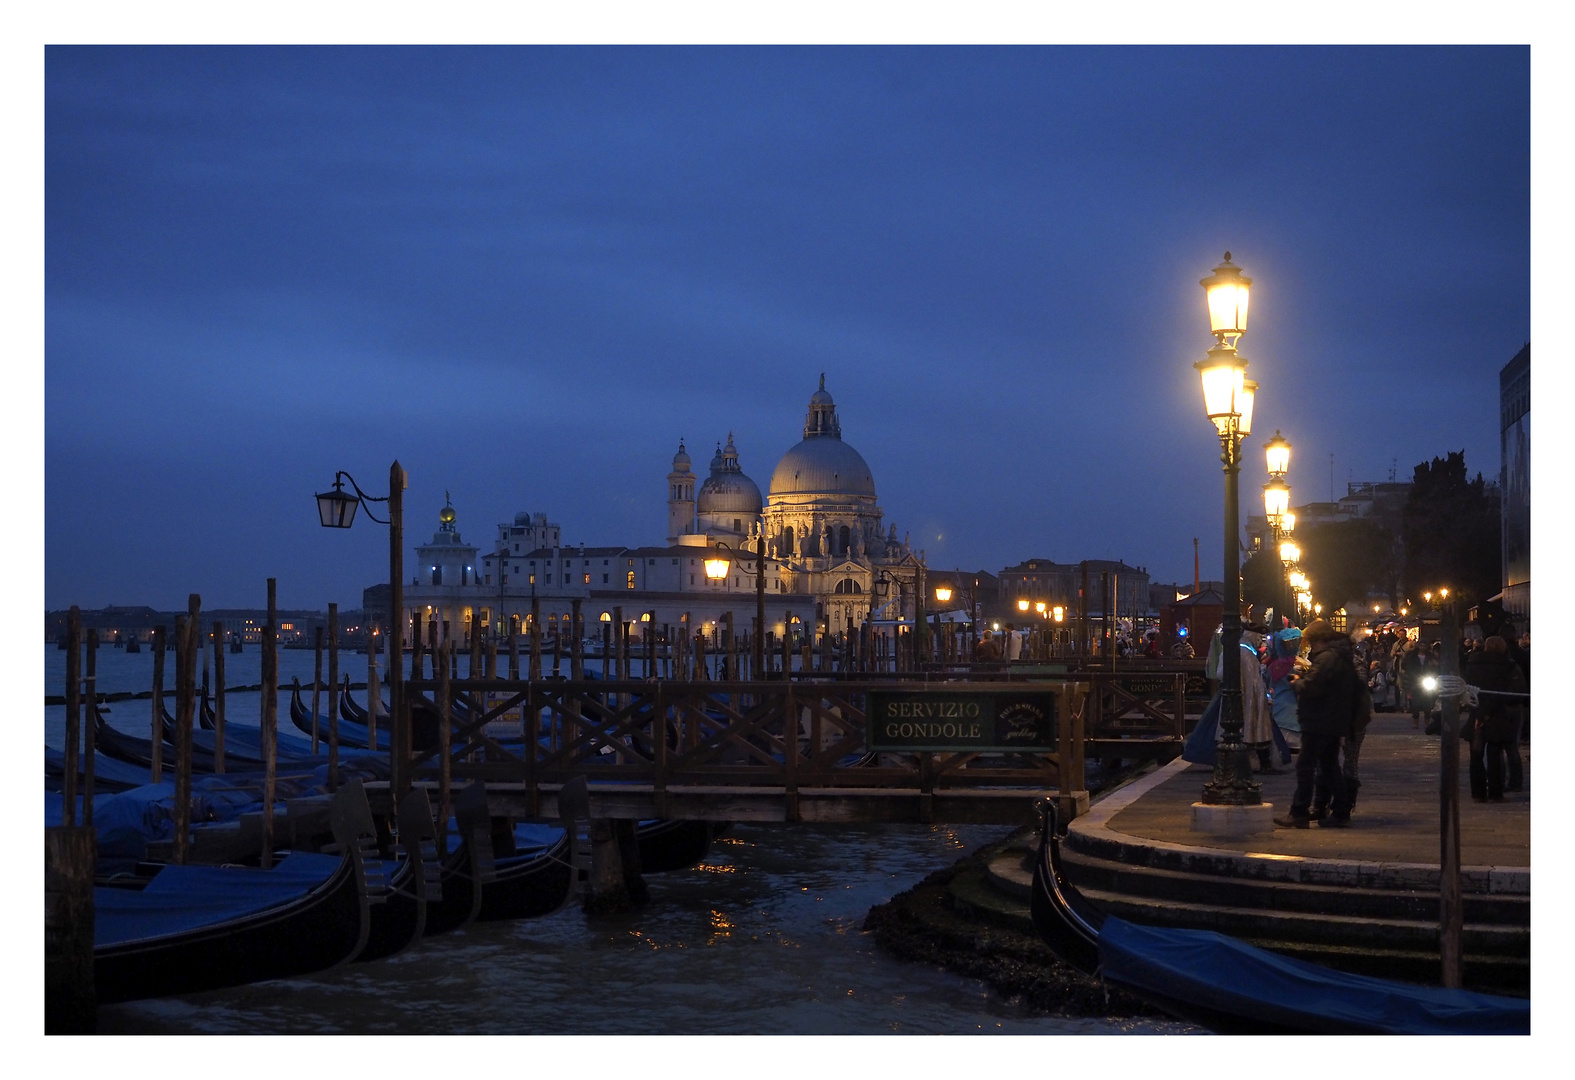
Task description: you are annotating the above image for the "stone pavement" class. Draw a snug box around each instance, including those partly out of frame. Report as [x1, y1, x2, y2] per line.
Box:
[1098, 712, 1529, 872]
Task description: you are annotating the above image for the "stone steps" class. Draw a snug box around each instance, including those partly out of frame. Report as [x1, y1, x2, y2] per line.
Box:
[975, 840, 1529, 994]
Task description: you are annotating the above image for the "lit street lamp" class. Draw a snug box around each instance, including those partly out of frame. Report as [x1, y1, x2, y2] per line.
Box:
[316, 462, 407, 792]
[1195, 252, 1260, 808]
[1261, 429, 1294, 626]
[707, 535, 770, 677]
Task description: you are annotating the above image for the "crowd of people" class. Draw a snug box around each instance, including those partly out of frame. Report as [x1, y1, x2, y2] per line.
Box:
[1182, 617, 1530, 830]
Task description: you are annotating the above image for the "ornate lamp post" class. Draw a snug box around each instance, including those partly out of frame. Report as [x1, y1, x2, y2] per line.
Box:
[1195, 253, 1261, 808]
[316, 462, 407, 791]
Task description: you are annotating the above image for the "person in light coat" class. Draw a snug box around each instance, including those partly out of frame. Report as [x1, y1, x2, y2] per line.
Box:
[1207, 627, 1279, 772]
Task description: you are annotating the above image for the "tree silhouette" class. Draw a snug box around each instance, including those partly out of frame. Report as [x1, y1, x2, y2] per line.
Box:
[1401, 451, 1501, 607]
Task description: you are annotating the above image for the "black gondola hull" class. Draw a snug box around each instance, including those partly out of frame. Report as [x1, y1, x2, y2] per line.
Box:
[94, 856, 365, 1004]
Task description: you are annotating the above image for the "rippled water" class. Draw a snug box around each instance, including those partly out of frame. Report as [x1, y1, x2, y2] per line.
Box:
[95, 821, 1188, 1034]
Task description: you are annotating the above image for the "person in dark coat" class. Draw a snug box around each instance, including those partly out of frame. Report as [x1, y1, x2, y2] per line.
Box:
[1465, 636, 1528, 801]
[1275, 620, 1359, 829]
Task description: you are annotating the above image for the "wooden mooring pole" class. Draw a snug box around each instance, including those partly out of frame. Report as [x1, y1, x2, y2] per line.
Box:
[1439, 599, 1463, 988]
[150, 624, 165, 783]
[437, 641, 453, 855]
[261, 580, 277, 869]
[63, 608, 81, 825]
[45, 825, 96, 1033]
[212, 621, 226, 773]
[83, 630, 97, 824]
[327, 603, 340, 792]
[312, 625, 325, 753]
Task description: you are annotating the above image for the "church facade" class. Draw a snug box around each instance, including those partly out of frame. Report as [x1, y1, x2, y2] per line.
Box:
[399, 379, 924, 648]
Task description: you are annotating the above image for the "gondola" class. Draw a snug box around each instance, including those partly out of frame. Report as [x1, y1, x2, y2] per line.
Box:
[1028, 800, 1530, 1035]
[421, 781, 492, 936]
[163, 702, 324, 770]
[357, 787, 441, 962]
[93, 706, 221, 773]
[93, 780, 381, 1003]
[45, 746, 152, 794]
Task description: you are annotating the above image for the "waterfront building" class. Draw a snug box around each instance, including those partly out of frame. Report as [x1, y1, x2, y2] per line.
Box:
[399, 378, 925, 648]
[994, 558, 1152, 624]
[1499, 343, 1529, 631]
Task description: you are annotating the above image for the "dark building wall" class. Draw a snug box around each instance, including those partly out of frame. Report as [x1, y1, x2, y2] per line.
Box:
[1499, 343, 1530, 621]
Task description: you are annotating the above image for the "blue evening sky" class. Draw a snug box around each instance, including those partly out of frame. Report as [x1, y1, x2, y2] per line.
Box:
[44, 45, 1529, 610]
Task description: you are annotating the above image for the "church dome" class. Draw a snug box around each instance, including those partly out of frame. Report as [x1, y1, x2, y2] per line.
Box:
[697, 434, 763, 516]
[769, 379, 876, 497]
[671, 439, 692, 472]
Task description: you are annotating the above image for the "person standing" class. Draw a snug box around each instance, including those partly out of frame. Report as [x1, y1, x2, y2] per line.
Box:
[1275, 620, 1359, 829]
[1465, 636, 1527, 801]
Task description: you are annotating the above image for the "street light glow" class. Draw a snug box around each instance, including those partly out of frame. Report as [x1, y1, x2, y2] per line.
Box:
[1264, 431, 1291, 478]
[1200, 252, 1252, 344]
[934, 586, 953, 604]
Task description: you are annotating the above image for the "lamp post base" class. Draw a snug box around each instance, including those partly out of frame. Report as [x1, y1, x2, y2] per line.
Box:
[1191, 801, 1275, 836]
[1200, 741, 1263, 806]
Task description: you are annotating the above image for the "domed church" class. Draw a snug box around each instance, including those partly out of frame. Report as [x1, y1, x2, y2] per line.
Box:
[402, 378, 924, 650]
[667, 376, 924, 635]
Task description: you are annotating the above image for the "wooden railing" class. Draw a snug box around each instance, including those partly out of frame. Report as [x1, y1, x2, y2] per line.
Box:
[385, 674, 1190, 824]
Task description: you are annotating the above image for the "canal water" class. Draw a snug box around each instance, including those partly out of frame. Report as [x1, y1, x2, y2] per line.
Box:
[47, 645, 1179, 1034]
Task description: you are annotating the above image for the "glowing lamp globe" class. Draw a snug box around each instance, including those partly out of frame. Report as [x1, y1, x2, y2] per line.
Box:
[1264, 431, 1291, 478]
[1195, 346, 1250, 435]
[1263, 481, 1290, 521]
[934, 586, 953, 604]
[1200, 252, 1252, 344]
[704, 556, 730, 581]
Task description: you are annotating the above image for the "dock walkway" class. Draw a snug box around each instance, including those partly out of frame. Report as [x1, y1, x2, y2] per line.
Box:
[1094, 711, 1529, 872]
[987, 712, 1529, 991]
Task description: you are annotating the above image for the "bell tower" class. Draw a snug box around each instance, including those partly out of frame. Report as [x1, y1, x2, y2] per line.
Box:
[667, 439, 696, 543]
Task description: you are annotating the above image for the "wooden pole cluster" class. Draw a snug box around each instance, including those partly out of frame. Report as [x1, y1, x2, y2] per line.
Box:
[261, 580, 277, 869]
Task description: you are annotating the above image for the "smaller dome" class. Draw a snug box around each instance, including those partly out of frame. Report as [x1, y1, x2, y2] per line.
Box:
[672, 439, 692, 471]
[439, 505, 456, 525]
[513, 511, 530, 525]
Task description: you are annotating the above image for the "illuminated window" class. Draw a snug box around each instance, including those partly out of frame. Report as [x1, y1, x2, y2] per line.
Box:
[583, 574, 591, 585]
[529, 574, 536, 585]
[627, 571, 636, 589]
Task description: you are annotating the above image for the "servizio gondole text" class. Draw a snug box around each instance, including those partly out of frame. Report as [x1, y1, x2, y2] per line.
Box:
[882, 700, 983, 740]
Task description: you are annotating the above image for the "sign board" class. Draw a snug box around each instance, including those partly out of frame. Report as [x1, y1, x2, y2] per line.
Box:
[479, 695, 524, 739]
[1111, 675, 1175, 696]
[866, 689, 1058, 752]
